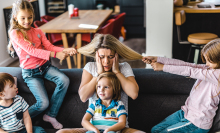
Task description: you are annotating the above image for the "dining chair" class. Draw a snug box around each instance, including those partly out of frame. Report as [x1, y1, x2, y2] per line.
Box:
[33, 20, 76, 66]
[175, 10, 218, 64]
[40, 15, 63, 46]
[111, 12, 126, 39]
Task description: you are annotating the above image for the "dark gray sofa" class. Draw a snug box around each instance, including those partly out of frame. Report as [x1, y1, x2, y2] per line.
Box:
[1, 67, 220, 133]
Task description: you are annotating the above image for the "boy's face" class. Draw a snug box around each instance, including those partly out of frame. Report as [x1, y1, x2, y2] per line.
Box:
[15, 9, 33, 29]
[0, 81, 18, 100]
[97, 77, 113, 101]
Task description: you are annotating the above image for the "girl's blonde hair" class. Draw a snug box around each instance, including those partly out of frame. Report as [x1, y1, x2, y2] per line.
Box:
[77, 34, 143, 60]
[201, 38, 220, 69]
[96, 72, 121, 101]
[7, 0, 34, 56]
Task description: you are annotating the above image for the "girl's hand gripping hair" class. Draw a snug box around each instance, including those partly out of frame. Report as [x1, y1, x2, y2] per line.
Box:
[62, 48, 77, 56]
[55, 51, 68, 62]
[96, 52, 104, 75]
[151, 62, 164, 71]
[142, 56, 158, 64]
[112, 53, 120, 74]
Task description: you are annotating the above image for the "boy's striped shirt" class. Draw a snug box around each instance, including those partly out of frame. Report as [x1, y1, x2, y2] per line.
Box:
[86, 99, 127, 132]
[0, 95, 29, 132]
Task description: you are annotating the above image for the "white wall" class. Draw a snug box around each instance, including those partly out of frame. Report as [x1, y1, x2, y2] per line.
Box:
[145, 0, 173, 68]
[0, 0, 18, 67]
[0, 0, 45, 67]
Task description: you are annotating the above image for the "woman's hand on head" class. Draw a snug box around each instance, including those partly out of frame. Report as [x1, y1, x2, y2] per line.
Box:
[112, 53, 120, 74]
[96, 52, 104, 75]
[56, 51, 69, 61]
[62, 48, 77, 56]
[151, 62, 164, 71]
[142, 56, 158, 64]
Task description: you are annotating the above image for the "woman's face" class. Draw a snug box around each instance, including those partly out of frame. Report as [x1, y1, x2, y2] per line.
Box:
[98, 48, 115, 71]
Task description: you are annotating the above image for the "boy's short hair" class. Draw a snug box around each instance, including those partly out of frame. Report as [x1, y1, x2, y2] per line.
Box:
[96, 72, 121, 101]
[0, 73, 15, 93]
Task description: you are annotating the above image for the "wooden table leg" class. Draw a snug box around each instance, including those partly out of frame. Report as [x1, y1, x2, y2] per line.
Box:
[77, 33, 82, 69]
[61, 33, 72, 69]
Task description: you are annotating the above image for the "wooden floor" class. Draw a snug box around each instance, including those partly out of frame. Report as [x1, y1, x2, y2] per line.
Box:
[7, 38, 146, 69]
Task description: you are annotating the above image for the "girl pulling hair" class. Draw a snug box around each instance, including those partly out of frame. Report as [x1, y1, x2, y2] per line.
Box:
[143, 38, 220, 133]
[8, 0, 77, 129]
[82, 72, 127, 133]
[58, 34, 145, 133]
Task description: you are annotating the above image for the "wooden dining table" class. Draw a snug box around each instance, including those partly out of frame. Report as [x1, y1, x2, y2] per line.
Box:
[174, 1, 220, 13]
[39, 10, 113, 69]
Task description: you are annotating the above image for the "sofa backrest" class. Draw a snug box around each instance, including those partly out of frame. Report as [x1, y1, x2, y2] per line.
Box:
[1, 67, 219, 132]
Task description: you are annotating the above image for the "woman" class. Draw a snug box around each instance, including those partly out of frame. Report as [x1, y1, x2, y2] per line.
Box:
[57, 34, 145, 133]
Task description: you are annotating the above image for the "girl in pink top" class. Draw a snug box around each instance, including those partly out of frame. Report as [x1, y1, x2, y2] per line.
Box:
[142, 39, 220, 133]
[8, 0, 77, 129]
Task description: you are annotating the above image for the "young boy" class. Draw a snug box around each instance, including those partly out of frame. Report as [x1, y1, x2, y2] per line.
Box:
[0, 73, 46, 133]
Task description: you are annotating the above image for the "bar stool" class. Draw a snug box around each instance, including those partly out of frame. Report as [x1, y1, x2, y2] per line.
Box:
[175, 10, 218, 64]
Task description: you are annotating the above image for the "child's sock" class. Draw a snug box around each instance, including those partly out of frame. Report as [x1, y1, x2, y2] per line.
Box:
[43, 114, 63, 129]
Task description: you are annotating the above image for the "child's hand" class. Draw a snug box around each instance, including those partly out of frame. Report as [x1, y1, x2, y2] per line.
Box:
[151, 62, 164, 71]
[142, 56, 158, 64]
[56, 51, 68, 60]
[62, 48, 77, 56]
[103, 129, 110, 133]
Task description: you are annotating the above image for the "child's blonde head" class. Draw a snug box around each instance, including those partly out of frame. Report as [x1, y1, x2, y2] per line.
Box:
[0, 73, 15, 93]
[201, 38, 220, 69]
[77, 34, 143, 61]
[7, 0, 34, 55]
[96, 72, 121, 101]
[9, 0, 34, 32]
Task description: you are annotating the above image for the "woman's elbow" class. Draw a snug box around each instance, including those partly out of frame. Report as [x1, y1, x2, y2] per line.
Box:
[78, 90, 87, 103]
[130, 93, 138, 100]
[131, 87, 139, 100]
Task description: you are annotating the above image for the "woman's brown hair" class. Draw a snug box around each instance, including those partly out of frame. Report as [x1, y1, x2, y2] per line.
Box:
[96, 72, 121, 101]
[77, 34, 143, 61]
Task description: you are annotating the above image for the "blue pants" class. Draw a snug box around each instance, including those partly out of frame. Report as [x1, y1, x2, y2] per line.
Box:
[22, 61, 69, 118]
[16, 126, 46, 133]
[151, 110, 210, 133]
[86, 130, 116, 133]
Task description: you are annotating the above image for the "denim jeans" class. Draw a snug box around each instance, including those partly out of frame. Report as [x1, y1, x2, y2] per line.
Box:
[86, 130, 116, 133]
[16, 126, 46, 133]
[22, 61, 69, 118]
[151, 110, 210, 133]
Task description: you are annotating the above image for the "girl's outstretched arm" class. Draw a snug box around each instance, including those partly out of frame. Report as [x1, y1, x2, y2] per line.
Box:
[81, 113, 99, 133]
[10, 30, 51, 60]
[163, 64, 220, 85]
[157, 57, 207, 69]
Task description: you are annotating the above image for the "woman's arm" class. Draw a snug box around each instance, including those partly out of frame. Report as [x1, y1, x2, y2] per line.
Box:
[116, 74, 139, 100]
[81, 113, 99, 133]
[78, 70, 97, 102]
[104, 115, 126, 133]
[113, 54, 139, 100]
[23, 110, 33, 133]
